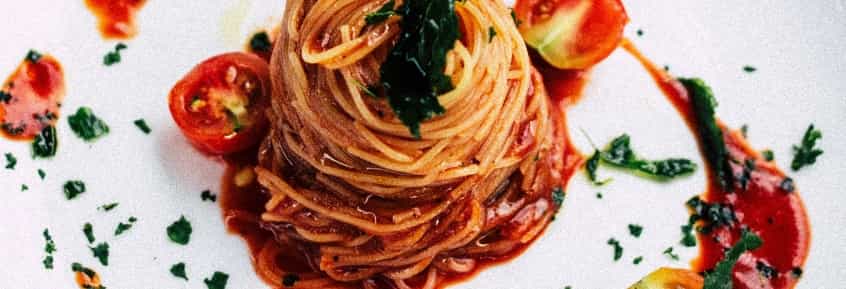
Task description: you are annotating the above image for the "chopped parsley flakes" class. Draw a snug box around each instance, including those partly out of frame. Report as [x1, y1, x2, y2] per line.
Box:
[38, 168, 46, 179]
[703, 230, 763, 289]
[63, 180, 86, 200]
[364, 0, 396, 25]
[249, 31, 272, 53]
[71, 262, 96, 279]
[762, 149, 774, 162]
[83, 223, 95, 243]
[26, 49, 42, 63]
[791, 124, 823, 171]
[679, 78, 733, 190]
[43, 228, 56, 269]
[585, 150, 611, 185]
[607, 238, 623, 261]
[134, 119, 151, 134]
[204, 271, 229, 289]
[663, 247, 679, 261]
[488, 26, 497, 42]
[743, 66, 757, 73]
[32, 125, 58, 158]
[628, 224, 643, 238]
[98, 202, 119, 212]
[115, 216, 138, 236]
[633, 256, 643, 265]
[68, 107, 110, 141]
[90, 242, 110, 266]
[201, 190, 217, 202]
[167, 215, 193, 245]
[103, 43, 128, 66]
[4, 152, 16, 169]
[170, 262, 188, 280]
[599, 134, 697, 180]
[21, 184, 28, 191]
[282, 273, 300, 287]
[551, 187, 565, 208]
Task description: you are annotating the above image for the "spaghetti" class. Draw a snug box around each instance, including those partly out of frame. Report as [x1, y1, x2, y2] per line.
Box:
[230, 0, 578, 287]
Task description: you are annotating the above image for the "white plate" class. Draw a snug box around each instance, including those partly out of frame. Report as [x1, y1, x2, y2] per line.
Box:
[1, 0, 844, 288]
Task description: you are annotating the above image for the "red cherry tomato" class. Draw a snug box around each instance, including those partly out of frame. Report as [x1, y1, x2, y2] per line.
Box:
[515, 0, 628, 69]
[168, 52, 270, 155]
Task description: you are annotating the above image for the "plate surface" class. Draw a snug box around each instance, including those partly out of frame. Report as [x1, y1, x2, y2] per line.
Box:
[1, 0, 844, 288]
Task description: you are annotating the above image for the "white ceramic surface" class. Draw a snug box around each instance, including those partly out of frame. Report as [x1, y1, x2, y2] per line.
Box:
[1, 0, 844, 288]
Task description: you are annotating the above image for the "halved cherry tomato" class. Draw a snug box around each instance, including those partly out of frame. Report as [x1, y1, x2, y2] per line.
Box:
[515, 0, 628, 69]
[168, 52, 270, 155]
[0, 52, 65, 141]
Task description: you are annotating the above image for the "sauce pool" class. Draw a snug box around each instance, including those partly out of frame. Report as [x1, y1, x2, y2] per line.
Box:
[84, 0, 147, 39]
[0, 52, 65, 141]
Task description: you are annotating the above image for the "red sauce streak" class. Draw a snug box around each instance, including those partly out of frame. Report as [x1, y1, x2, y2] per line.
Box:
[84, 0, 147, 39]
[622, 40, 811, 289]
[0, 54, 65, 140]
[219, 64, 588, 289]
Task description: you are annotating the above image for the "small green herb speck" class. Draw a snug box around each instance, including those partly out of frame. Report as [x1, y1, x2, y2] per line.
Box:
[628, 224, 643, 238]
[680, 224, 697, 247]
[32, 125, 58, 158]
[703, 230, 763, 289]
[103, 43, 128, 66]
[68, 107, 110, 141]
[780, 177, 795, 193]
[134, 119, 152, 134]
[596, 192, 603, 199]
[636, 29, 644, 37]
[762, 150, 774, 162]
[510, 9, 522, 26]
[204, 271, 229, 289]
[201, 190, 217, 202]
[90, 242, 109, 266]
[743, 66, 757, 73]
[21, 184, 28, 191]
[633, 256, 643, 265]
[99, 203, 119, 212]
[115, 216, 137, 236]
[488, 26, 497, 42]
[167, 215, 193, 245]
[43, 228, 56, 269]
[170, 262, 188, 281]
[83, 223, 95, 243]
[38, 168, 46, 179]
[365, 0, 396, 25]
[26, 50, 42, 63]
[249, 31, 272, 53]
[282, 273, 300, 287]
[4, 152, 16, 169]
[63, 180, 86, 200]
[71, 262, 96, 279]
[551, 187, 565, 208]
[791, 124, 823, 171]
[663, 247, 680, 261]
[607, 238, 623, 261]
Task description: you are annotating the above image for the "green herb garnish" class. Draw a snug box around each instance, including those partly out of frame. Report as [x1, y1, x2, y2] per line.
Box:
[115, 216, 137, 236]
[756, 261, 777, 279]
[780, 177, 795, 193]
[26, 50, 42, 63]
[510, 9, 522, 26]
[68, 107, 110, 141]
[167, 215, 193, 245]
[204, 271, 229, 289]
[628, 224, 643, 238]
[762, 150, 774, 162]
[596, 192, 603, 199]
[4, 152, 16, 169]
[379, 0, 460, 138]
[633, 256, 643, 265]
[103, 43, 127, 66]
[83, 223, 95, 243]
[71, 262, 96, 278]
[134, 119, 151, 134]
[791, 124, 823, 171]
[32, 125, 58, 158]
[686, 196, 736, 233]
[607, 238, 623, 261]
[488, 26, 497, 42]
[98, 203, 119, 212]
[249, 31, 272, 53]
[743, 66, 757, 73]
[585, 150, 611, 185]
[600, 134, 697, 180]
[21, 184, 28, 191]
[90, 242, 109, 266]
[702, 230, 763, 289]
[38, 168, 46, 179]
[201, 190, 217, 202]
[365, 0, 396, 25]
[662, 247, 679, 261]
[170, 262, 188, 280]
[43, 228, 56, 269]
[353, 80, 378, 98]
[679, 78, 733, 190]
[0, 91, 11, 103]
[63, 180, 86, 200]
[636, 29, 644, 37]
[680, 224, 697, 247]
[551, 186, 565, 208]
[282, 273, 300, 287]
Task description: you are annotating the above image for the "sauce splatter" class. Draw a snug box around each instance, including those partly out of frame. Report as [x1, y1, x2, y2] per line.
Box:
[0, 51, 65, 141]
[622, 40, 811, 289]
[84, 0, 147, 39]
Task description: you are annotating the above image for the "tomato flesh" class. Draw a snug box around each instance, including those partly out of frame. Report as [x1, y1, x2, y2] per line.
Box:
[0, 54, 65, 140]
[515, 0, 628, 69]
[169, 52, 270, 155]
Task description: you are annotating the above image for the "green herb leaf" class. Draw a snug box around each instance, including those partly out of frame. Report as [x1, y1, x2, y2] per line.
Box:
[596, 192, 603, 199]
[488, 26, 497, 42]
[71, 262, 96, 279]
[662, 247, 679, 261]
[21, 184, 28, 191]
[115, 216, 137, 236]
[551, 186, 565, 208]
[42, 255, 54, 270]
[0, 91, 11, 103]
[282, 273, 300, 287]
[170, 262, 188, 281]
[32, 125, 58, 158]
[680, 224, 697, 247]
[702, 230, 763, 289]
[63, 180, 86, 200]
[636, 29, 644, 37]
[26, 50, 42, 63]
[43, 228, 56, 269]
[679, 78, 733, 190]
[510, 9, 522, 26]
[90, 242, 109, 266]
[780, 177, 795, 193]
[353, 80, 378, 98]
[103, 43, 127, 66]
[68, 107, 110, 141]
[743, 66, 757, 73]
[791, 124, 823, 171]
[762, 150, 774, 162]
[83, 223, 95, 244]
[249, 31, 272, 53]
[686, 196, 736, 233]
[167, 215, 193, 245]
[204, 271, 229, 289]
[4, 152, 16, 169]
[628, 224, 643, 238]
[201, 190, 217, 202]
[607, 238, 623, 261]
[365, 0, 396, 25]
[98, 203, 119, 212]
[379, 0, 460, 138]
[633, 256, 643, 265]
[585, 150, 611, 185]
[134, 119, 151, 134]
[600, 134, 696, 180]
[38, 168, 46, 179]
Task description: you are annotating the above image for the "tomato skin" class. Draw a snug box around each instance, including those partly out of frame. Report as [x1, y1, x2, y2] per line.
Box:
[168, 52, 270, 155]
[515, 0, 628, 69]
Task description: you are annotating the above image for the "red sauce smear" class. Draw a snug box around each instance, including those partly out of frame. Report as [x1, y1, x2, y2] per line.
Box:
[622, 40, 811, 289]
[0, 53, 65, 141]
[219, 64, 588, 288]
[84, 0, 147, 39]
[75, 268, 103, 289]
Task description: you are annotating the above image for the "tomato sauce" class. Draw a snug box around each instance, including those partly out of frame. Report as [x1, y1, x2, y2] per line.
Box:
[0, 53, 65, 141]
[84, 0, 147, 39]
[622, 40, 811, 289]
